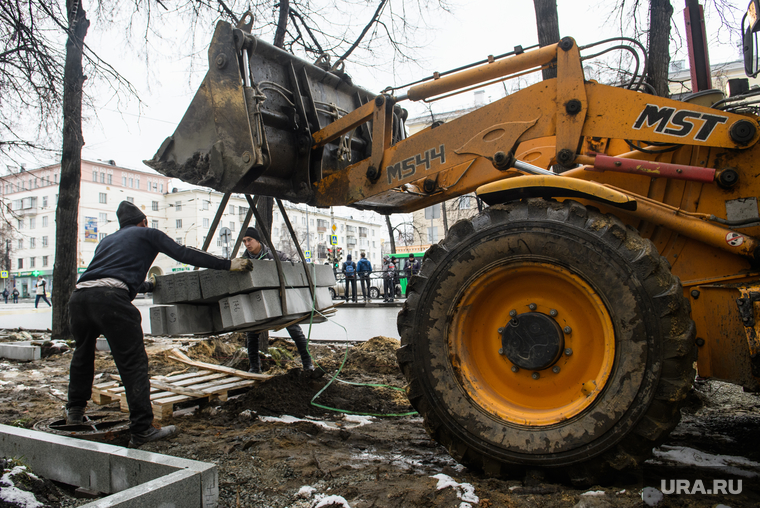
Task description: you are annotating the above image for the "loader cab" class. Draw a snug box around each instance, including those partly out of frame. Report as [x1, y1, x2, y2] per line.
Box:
[743, 0, 760, 77]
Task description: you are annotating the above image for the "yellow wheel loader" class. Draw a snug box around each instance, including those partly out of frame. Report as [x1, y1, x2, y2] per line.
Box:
[146, 8, 760, 480]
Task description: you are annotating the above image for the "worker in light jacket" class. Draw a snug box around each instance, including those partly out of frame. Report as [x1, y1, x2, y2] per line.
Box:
[66, 201, 253, 448]
[240, 227, 314, 373]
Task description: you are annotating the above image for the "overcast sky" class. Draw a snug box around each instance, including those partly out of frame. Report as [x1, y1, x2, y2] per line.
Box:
[9, 0, 750, 174]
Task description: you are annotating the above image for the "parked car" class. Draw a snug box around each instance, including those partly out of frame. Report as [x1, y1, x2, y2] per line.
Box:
[330, 272, 400, 300]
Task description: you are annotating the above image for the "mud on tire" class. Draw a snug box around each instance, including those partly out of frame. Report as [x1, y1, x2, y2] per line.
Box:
[397, 199, 696, 478]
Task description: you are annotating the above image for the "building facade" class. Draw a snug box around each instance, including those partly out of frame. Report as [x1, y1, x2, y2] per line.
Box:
[0, 160, 386, 295]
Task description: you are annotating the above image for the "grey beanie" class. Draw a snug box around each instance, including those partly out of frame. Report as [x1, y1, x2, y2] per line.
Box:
[116, 201, 146, 228]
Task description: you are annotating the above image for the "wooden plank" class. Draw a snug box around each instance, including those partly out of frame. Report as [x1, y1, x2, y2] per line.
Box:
[169, 349, 271, 380]
[150, 379, 212, 399]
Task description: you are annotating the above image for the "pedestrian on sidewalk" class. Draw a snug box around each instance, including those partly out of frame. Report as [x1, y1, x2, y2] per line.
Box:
[11, 287, 18, 303]
[357, 252, 372, 301]
[240, 227, 314, 373]
[66, 201, 253, 448]
[383, 255, 396, 302]
[34, 276, 51, 308]
[405, 254, 420, 297]
[2, 288, 7, 304]
[342, 254, 358, 303]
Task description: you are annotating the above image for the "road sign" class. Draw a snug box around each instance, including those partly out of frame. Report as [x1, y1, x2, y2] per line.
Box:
[331, 224, 337, 232]
[330, 235, 338, 245]
[0, 271, 7, 279]
[304, 250, 311, 259]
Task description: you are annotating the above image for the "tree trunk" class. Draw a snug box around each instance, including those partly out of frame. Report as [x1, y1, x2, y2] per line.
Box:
[440, 202, 449, 236]
[647, 0, 673, 97]
[255, 197, 274, 242]
[52, 1, 89, 340]
[533, 0, 560, 80]
[385, 215, 396, 254]
[273, 0, 290, 49]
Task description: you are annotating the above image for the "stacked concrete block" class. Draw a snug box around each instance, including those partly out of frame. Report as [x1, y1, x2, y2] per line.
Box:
[150, 260, 337, 335]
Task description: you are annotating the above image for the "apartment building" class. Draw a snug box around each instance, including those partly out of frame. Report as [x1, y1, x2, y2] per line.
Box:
[1, 161, 386, 295]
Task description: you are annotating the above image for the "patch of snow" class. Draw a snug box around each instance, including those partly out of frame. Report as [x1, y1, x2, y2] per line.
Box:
[0, 380, 9, 385]
[452, 463, 466, 472]
[650, 445, 760, 477]
[313, 494, 351, 507]
[297, 486, 316, 499]
[581, 490, 605, 496]
[431, 473, 479, 504]
[343, 414, 374, 427]
[0, 466, 44, 508]
[617, 489, 626, 494]
[239, 409, 254, 419]
[259, 415, 371, 431]
[509, 485, 519, 491]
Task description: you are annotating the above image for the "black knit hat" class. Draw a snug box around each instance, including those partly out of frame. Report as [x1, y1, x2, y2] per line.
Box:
[116, 201, 146, 228]
[244, 227, 261, 242]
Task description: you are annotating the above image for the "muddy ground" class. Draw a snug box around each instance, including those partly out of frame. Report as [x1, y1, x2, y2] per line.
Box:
[0, 331, 758, 507]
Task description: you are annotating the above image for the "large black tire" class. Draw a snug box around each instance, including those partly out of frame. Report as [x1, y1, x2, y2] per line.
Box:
[397, 199, 696, 478]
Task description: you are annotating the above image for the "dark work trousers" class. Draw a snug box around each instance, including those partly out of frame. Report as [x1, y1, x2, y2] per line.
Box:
[35, 294, 51, 308]
[246, 325, 312, 372]
[359, 273, 371, 300]
[344, 277, 357, 302]
[383, 278, 394, 301]
[67, 288, 153, 434]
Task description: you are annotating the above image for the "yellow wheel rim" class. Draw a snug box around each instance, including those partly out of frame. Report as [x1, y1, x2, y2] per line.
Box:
[448, 261, 615, 426]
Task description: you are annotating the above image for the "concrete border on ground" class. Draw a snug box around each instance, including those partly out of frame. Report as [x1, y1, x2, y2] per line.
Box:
[0, 424, 218, 507]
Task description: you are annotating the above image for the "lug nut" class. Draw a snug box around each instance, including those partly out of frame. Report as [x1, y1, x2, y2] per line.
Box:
[550, 309, 558, 317]
[498, 327, 504, 334]
[552, 366, 561, 373]
[528, 303, 537, 311]
[563, 326, 572, 334]
[498, 348, 504, 355]
[511, 365, 519, 373]
[509, 309, 517, 318]
[565, 348, 573, 356]
[531, 372, 540, 380]
[691, 289, 700, 299]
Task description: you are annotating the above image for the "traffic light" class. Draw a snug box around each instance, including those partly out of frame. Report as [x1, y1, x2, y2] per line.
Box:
[336, 247, 343, 263]
[327, 247, 334, 264]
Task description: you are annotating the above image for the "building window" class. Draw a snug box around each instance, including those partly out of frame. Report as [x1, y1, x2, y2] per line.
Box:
[229, 221, 235, 231]
[202, 201, 209, 210]
[99, 193, 107, 204]
[228, 204, 235, 214]
[136, 178, 140, 189]
[160, 184, 164, 193]
[175, 237, 183, 245]
[152, 201, 159, 211]
[42, 256, 48, 267]
[175, 201, 182, 212]
[153, 182, 157, 192]
[29, 257, 35, 268]
[17, 259, 22, 269]
[92, 171, 98, 182]
[100, 172, 105, 183]
[99, 233, 107, 241]
[151, 220, 159, 229]
[176, 219, 182, 229]
[42, 216, 48, 227]
[29, 218, 35, 229]
[203, 218, 209, 228]
[99, 213, 107, 223]
[29, 238, 35, 249]
[42, 236, 48, 247]
[107, 174, 112, 184]
[17, 219, 23, 229]
[122, 176, 127, 186]
[217, 238, 222, 247]
[427, 226, 439, 243]
[54, 173, 58, 184]
[42, 196, 47, 207]
[425, 206, 440, 219]
[126, 197, 134, 203]
[18, 239, 23, 249]
[129, 178, 134, 188]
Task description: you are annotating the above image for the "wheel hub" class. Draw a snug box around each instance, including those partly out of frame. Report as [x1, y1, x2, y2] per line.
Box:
[502, 312, 564, 370]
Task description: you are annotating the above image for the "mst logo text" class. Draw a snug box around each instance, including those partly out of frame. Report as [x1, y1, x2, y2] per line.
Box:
[633, 104, 728, 141]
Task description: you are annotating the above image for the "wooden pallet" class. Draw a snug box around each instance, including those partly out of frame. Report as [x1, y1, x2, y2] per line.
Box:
[91, 349, 271, 420]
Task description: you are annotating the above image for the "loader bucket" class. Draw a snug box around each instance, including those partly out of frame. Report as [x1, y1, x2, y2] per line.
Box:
[145, 20, 377, 202]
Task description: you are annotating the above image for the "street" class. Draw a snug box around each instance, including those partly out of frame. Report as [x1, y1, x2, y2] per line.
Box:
[0, 297, 402, 341]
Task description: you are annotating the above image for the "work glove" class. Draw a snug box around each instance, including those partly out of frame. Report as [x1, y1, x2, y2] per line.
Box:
[148, 274, 157, 292]
[230, 258, 253, 272]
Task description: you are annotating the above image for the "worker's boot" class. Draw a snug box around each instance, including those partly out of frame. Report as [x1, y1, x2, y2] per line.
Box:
[65, 406, 86, 425]
[129, 425, 178, 448]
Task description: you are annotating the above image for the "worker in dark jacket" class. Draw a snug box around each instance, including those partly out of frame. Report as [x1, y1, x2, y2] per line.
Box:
[241, 227, 314, 373]
[66, 201, 253, 448]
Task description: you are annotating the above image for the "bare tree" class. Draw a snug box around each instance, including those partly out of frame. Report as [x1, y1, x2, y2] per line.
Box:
[533, 0, 560, 80]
